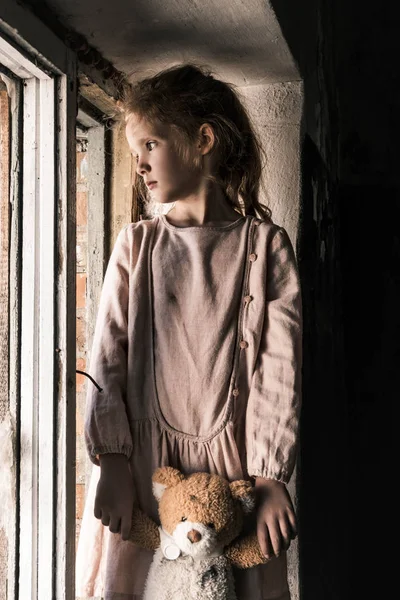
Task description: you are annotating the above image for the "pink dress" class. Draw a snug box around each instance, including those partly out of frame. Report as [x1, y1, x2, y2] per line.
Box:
[76, 214, 302, 600]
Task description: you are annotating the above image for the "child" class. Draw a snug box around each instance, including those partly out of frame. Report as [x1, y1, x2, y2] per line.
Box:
[76, 63, 302, 600]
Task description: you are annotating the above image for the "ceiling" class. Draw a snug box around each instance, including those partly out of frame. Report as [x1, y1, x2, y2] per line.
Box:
[39, 0, 300, 86]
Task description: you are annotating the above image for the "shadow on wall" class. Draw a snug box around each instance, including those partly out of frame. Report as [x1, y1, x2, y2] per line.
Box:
[296, 133, 349, 600]
[269, 0, 319, 79]
[298, 136, 400, 600]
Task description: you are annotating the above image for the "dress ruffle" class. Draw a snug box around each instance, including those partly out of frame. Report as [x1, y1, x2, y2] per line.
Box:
[131, 418, 244, 507]
[76, 419, 289, 600]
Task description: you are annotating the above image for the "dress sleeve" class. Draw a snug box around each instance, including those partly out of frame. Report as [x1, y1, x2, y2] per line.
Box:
[84, 225, 133, 466]
[246, 227, 302, 484]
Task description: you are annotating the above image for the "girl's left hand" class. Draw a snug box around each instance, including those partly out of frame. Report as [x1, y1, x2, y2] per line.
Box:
[254, 477, 297, 559]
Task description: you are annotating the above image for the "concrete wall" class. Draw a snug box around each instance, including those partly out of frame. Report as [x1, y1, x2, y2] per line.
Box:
[109, 123, 135, 247]
[241, 81, 303, 245]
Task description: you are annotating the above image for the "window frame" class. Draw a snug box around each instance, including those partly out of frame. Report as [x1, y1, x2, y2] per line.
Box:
[0, 6, 77, 599]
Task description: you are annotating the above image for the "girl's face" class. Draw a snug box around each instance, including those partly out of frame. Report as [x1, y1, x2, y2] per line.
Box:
[125, 114, 202, 204]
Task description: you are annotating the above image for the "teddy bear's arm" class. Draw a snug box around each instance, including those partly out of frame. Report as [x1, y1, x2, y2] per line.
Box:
[225, 533, 268, 569]
[129, 508, 160, 551]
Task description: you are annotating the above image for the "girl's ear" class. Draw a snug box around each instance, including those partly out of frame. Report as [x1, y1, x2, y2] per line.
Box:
[152, 466, 185, 501]
[229, 480, 255, 514]
[198, 123, 215, 155]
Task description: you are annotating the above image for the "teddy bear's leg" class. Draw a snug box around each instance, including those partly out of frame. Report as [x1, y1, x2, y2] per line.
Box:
[192, 557, 237, 600]
[225, 533, 268, 570]
[129, 507, 160, 551]
[143, 550, 193, 600]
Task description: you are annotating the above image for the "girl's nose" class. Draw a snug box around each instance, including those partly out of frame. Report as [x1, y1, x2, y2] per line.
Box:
[136, 158, 149, 176]
[187, 529, 202, 543]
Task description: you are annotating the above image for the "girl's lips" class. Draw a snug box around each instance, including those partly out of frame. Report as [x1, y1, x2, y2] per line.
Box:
[147, 182, 157, 189]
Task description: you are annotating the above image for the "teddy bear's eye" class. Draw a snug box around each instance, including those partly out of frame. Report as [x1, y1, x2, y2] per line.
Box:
[181, 517, 187, 522]
[207, 523, 215, 529]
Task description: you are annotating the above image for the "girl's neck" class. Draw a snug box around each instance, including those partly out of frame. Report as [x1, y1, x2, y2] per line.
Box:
[165, 189, 241, 228]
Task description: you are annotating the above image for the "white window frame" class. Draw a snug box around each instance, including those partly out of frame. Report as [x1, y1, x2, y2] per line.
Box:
[0, 2, 77, 598]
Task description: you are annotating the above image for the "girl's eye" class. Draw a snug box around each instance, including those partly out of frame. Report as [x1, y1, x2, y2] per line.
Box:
[134, 141, 156, 162]
[181, 517, 187, 522]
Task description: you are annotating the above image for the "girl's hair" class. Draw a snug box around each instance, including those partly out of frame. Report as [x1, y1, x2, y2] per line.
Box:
[121, 63, 271, 220]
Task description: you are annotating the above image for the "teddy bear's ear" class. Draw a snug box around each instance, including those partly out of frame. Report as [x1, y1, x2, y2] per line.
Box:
[152, 466, 185, 501]
[229, 480, 255, 514]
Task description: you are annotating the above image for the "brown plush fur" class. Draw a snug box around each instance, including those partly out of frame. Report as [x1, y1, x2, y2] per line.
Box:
[130, 467, 268, 570]
[225, 533, 267, 569]
[156, 470, 245, 549]
[130, 507, 160, 551]
[153, 465, 185, 489]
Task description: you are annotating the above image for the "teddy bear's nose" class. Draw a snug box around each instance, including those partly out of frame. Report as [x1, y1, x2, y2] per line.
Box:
[187, 529, 202, 543]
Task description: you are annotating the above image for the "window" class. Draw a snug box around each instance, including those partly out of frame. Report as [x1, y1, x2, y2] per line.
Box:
[75, 110, 107, 558]
[0, 16, 77, 598]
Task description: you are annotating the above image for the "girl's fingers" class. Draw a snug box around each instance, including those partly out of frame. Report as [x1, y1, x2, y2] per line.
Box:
[269, 520, 282, 557]
[121, 515, 131, 541]
[94, 503, 102, 520]
[109, 516, 121, 534]
[101, 512, 110, 527]
[288, 510, 298, 538]
[279, 517, 292, 551]
[257, 521, 272, 559]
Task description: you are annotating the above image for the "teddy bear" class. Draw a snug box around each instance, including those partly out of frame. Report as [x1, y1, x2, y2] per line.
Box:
[129, 466, 268, 600]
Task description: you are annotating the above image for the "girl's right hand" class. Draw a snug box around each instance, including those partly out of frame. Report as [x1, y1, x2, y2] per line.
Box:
[254, 477, 297, 559]
[94, 453, 134, 541]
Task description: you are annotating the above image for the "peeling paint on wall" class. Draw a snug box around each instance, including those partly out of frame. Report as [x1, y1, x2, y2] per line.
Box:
[0, 414, 15, 596]
[0, 526, 9, 599]
[0, 416, 15, 529]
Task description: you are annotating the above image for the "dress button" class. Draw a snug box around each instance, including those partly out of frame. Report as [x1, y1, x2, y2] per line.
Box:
[239, 340, 248, 349]
[232, 388, 240, 397]
[244, 295, 253, 305]
[249, 253, 257, 262]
